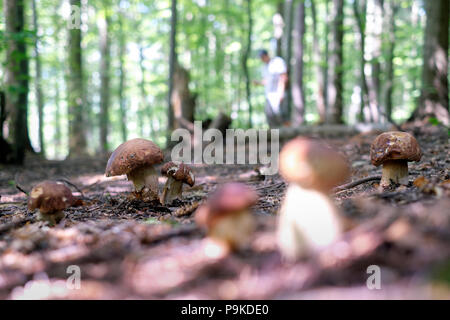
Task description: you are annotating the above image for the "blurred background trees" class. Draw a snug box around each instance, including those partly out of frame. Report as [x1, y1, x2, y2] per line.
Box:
[0, 0, 448, 162]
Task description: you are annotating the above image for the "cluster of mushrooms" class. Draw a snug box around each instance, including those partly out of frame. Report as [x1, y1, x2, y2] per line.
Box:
[26, 131, 422, 260]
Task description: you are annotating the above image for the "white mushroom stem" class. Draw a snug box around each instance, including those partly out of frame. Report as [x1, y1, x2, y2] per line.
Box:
[127, 165, 159, 200]
[161, 176, 183, 205]
[277, 184, 343, 261]
[209, 211, 254, 250]
[37, 210, 65, 226]
[380, 160, 409, 187]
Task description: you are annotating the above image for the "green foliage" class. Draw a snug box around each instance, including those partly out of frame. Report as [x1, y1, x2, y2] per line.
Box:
[428, 117, 441, 126]
[2, 0, 440, 159]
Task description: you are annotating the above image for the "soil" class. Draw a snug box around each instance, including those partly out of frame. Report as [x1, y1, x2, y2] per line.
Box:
[0, 124, 449, 299]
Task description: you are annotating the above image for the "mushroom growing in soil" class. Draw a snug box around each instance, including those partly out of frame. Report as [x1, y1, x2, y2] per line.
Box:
[370, 131, 422, 188]
[277, 137, 350, 261]
[105, 138, 164, 201]
[160, 162, 195, 205]
[195, 183, 258, 252]
[28, 181, 75, 226]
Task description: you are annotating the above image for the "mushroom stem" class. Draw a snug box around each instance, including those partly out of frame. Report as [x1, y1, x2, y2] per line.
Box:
[161, 176, 183, 205]
[127, 165, 159, 201]
[209, 210, 254, 250]
[380, 160, 409, 187]
[277, 184, 342, 261]
[37, 210, 65, 226]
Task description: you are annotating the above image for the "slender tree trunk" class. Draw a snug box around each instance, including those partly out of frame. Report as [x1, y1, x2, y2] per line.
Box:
[4, 0, 34, 164]
[365, 0, 382, 123]
[412, 0, 449, 125]
[283, 0, 294, 121]
[32, 0, 45, 155]
[353, 0, 371, 122]
[292, 0, 305, 125]
[138, 42, 153, 138]
[311, 0, 326, 123]
[275, 1, 284, 57]
[167, 0, 177, 144]
[323, 0, 329, 117]
[54, 78, 62, 157]
[99, 10, 111, 153]
[67, 0, 87, 157]
[328, 0, 344, 124]
[384, 0, 397, 122]
[242, 0, 253, 128]
[118, 8, 127, 142]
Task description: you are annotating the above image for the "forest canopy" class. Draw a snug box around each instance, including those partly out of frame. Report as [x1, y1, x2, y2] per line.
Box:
[0, 0, 448, 162]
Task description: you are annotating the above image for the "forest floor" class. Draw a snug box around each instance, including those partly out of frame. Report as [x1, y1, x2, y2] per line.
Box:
[0, 124, 449, 299]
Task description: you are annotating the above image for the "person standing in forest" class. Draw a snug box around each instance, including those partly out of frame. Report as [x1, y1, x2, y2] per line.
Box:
[254, 49, 289, 128]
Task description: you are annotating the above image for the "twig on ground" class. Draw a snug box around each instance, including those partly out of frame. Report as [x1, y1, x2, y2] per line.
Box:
[333, 175, 381, 193]
[57, 178, 92, 200]
[150, 224, 200, 243]
[15, 184, 29, 196]
[255, 182, 286, 191]
[174, 201, 202, 217]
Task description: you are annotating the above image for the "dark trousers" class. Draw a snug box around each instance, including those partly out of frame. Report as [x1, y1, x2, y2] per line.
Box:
[265, 96, 288, 128]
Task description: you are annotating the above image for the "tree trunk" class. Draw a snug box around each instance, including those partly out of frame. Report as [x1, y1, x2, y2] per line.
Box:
[384, 0, 397, 122]
[275, 1, 284, 57]
[292, 0, 305, 125]
[138, 42, 153, 138]
[167, 0, 177, 143]
[99, 9, 111, 153]
[412, 0, 449, 125]
[323, 0, 329, 117]
[54, 78, 62, 157]
[67, 0, 87, 157]
[171, 62, 196, 128]
[365, 0, 382, 123]
[32, 0, 45, 155]
[242, 0, 253, 128]
[118, 8, 127, 142]
[283, 0, 294, 121]
[353, 0, 371, 122]
[4, 0, 34, 164]
[311, 0, 326, 123]
[328, 0, 344, 124]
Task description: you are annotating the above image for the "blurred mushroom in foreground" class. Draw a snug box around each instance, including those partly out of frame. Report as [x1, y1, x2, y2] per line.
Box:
[195, 183, 258, 252]
[370, 131, 422, 188]
[28, 181, 75, 226]
[160, 162, 195, 205]
[277, 138, 350, 261]
[105, 138, 164, 201]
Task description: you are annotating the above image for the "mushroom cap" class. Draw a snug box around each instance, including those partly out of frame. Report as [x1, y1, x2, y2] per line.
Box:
[279, 137, 350, 191]
[195, 183, 258, 228]
[370, 131, 422, 167]
[161, 161, 195, 186]
[27, 181, 74, 214]
[105, 138, 163, 177]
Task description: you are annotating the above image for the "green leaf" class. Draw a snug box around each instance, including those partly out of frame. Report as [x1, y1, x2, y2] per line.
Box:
[428, 117, 441, 126]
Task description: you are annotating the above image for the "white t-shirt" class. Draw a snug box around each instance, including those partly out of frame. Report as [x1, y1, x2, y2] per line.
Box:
[263, 56, 287, 112]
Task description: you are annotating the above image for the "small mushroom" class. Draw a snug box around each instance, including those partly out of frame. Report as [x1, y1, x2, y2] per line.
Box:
[27, 181, 75, 226]
[160, 162, 195, 205]
[370, 131, 422, 188]
[277, 138, 350, 261]
[105, 138, 163, 201]
[195, 183, 258, 251]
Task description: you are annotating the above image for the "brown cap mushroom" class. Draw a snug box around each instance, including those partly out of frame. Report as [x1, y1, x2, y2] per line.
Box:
[279, 137, 350, 192]
[160, 162, 195, 205]
[195, 183, 258, 250]
[370, 131, 422, 187]
[105, 138, 163, 201]
[28, 181, 74, 225]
